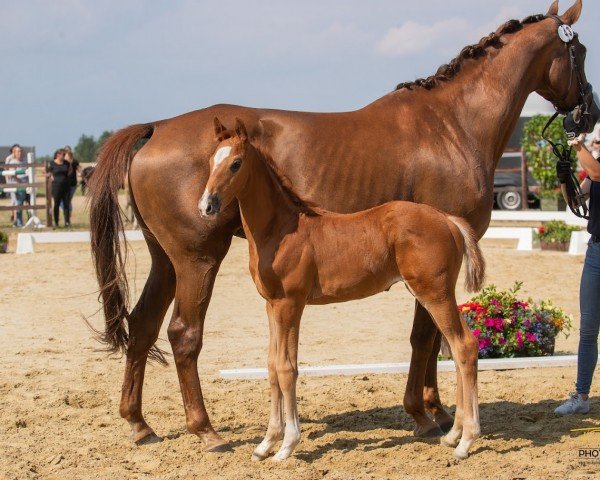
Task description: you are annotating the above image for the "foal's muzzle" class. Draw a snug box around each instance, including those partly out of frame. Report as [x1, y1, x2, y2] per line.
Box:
[200, 193, 221, 217]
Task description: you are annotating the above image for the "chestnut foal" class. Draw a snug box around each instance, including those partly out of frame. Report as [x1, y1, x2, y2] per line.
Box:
[200, 118, 485, 461]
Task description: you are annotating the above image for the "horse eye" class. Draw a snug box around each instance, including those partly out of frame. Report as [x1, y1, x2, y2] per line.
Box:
[230, 159, 242, 173]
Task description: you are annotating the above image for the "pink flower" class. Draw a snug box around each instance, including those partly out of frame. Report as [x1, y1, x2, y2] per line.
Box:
[523, 319, 531, 328]
[526, 332, 536, 343]
[515, 331, 524, 349]
[498, 337, 506, 345]
[495, 318, 504, 331]
[472, 329, 481, 338]
[484, 318, 496, 328]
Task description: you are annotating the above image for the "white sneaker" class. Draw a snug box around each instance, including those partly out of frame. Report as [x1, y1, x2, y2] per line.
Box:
[554, 392, 590, 416]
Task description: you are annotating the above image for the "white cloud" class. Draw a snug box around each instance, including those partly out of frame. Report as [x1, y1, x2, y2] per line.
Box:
[376, 18, 470, 56]
[375, 5, 525, 57]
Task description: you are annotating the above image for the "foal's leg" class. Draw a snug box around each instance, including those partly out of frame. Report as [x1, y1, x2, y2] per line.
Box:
[403, 300, 445, 438]
[119, 237, 175, 444]
[424, 330, 455, 432]
[167, 236, 233, 451]
[252, 302, 284, 461]
[271, 300, 304, 462]
[426, 300, 480, 459]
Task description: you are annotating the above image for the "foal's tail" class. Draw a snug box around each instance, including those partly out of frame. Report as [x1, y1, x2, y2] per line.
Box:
[448, 216, 485, 293]
[87, 123, 162, 361]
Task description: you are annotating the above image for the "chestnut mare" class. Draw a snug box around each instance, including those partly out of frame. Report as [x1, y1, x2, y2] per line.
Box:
[89, 1, 597, 452]
[200, 117, 485, 460]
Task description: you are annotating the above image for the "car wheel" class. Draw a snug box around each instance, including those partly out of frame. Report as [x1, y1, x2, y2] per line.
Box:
[497, 190, 522, 210]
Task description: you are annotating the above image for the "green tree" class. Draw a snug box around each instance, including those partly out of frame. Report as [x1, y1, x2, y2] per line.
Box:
[94, 130, 113, 159]
[74, 134, 97, 163]
[521, 115, 577, 196]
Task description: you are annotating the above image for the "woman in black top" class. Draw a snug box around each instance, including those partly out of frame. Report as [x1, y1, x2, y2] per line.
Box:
[48, 148, 71, 227]
[64, 147, 79, 215]
[554, 134, 600, 416]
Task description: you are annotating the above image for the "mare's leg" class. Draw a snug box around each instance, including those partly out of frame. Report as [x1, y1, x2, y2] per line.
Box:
[253, 302, 284, 461]
[404, 300, 445, 437]
[166, 233, 233, 451]
[271, 300, 304, 462]
[119, 237, 175, 443]
[426, 300, 480, 459]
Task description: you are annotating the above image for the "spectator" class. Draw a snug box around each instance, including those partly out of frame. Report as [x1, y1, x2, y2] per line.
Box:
[48, 149, 71, 228]
[5, 144, 28, 227]
[63, 146, 80, 215]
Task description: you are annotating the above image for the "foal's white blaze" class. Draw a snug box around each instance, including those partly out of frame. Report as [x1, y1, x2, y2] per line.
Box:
[213, 146, 232, 171]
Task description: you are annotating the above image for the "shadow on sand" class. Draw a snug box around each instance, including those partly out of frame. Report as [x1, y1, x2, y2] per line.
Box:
[292, 398, 599, 462]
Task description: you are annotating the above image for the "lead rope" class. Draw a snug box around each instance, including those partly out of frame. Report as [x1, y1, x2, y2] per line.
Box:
[541, 114, 590, 220]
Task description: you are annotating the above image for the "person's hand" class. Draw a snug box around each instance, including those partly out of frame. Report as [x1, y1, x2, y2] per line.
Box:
[556, 159, 571, 184]
[567, 133, 586, 148]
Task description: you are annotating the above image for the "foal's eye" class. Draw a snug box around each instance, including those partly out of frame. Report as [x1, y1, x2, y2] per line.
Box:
[230, 159, 242, 173]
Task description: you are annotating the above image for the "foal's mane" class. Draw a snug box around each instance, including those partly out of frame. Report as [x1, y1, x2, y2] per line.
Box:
[219, 132, 321, 216]
[395, 14, 547, 91]
[253, 144, 321, 217]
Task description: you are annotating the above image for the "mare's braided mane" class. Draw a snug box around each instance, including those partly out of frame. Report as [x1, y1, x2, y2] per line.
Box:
[395, 14, 546, 91]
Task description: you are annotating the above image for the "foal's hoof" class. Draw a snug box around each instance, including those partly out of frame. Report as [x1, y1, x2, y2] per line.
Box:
[453, 446, 469, 460]
[133, 431, 162, 446]
[414, 423, 444, 438]
[440, 434, 460, 448]
[251, 451, 269, 462]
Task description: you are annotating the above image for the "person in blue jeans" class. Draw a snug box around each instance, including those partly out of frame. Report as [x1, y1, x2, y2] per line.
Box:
[554, 133, 600, 415]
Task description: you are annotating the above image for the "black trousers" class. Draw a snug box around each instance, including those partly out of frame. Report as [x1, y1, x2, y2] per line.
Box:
[52, 183, 71, 226]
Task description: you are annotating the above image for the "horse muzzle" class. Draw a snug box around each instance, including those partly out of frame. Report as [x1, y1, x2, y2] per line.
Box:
[199, 192, 221, 217]
[563, 84, 599, 137]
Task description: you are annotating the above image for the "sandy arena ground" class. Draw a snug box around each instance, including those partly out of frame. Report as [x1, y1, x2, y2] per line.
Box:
[1, 233, 599, 479]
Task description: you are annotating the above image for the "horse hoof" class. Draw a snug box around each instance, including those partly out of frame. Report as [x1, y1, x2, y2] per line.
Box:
[453, 447, 469, 460]
[414, 424, 444, 438]
[440, 434, 460, 448]
[134, 431, 162, 446]
[251, 451, 268, 462]
[205, 440, 231, 453]
[436, 418, 454, 434]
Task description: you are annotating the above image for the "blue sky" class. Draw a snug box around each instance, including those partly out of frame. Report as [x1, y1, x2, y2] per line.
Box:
[2, 0, 598, 156]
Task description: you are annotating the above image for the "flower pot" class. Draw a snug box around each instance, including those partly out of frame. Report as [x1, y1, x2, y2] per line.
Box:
[540, 196, 567, 211]
[541, 337, 556, 356]
[540, 240, 569, 251]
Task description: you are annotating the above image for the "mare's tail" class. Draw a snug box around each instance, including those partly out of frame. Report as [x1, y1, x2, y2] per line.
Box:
[447, 216, 485, 293]
[87, 123, 165, 362]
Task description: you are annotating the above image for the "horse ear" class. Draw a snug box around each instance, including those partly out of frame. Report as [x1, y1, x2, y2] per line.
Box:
[235, 118, 248, 142]
[546, 0, 559, 16]
[214, 117, 231, 142]
[214, 117, 226, 134]
[560, 0, 582, 25]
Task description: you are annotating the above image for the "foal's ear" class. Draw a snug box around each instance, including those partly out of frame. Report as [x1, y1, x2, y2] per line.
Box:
[235, 118, 248, 142]
[560, 0, 582, 25]
[546, 0, 559, 16]
[213, 117, 230, 142]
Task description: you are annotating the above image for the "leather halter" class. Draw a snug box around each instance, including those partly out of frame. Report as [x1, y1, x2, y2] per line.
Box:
[540, 15, 592, 220]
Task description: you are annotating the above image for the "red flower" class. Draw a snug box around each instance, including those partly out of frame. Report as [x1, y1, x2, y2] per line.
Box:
[538, 226, 545, 234]
[579, 170, 587, 181]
